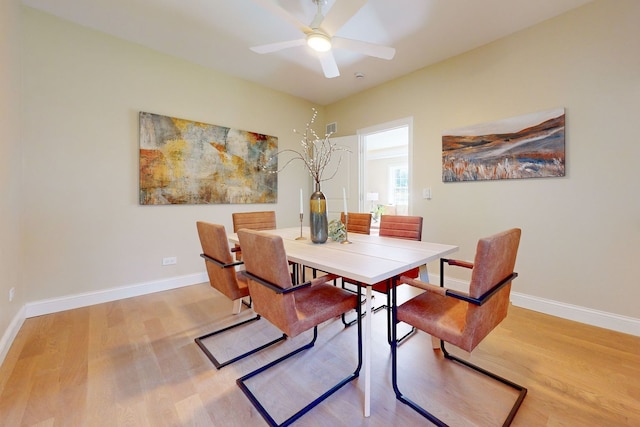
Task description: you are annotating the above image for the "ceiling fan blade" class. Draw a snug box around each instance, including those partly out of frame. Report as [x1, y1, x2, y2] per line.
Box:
[317, 51, 340, 78]
[321, 0, 368, 35]
[250, 38, 306, 54]
[332, 37, 396, 60]
[251, 0, 312, 34]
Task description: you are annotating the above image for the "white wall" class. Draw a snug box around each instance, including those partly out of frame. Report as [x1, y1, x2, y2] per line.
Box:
[19, 7, 316, 304]
[327, 0, 640, 324]
[0, 0, 24, 362]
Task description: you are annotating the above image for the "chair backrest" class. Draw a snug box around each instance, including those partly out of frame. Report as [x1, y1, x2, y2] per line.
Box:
[379, 215, 423, 241]
[231, 211, 277, 260]
[196, 221, 247, 301]
[463, 228, 521, 351]
[340, 212, 372, 235]
[236, 229, 298, 335]
[232, 211, 276, 232]
[469, 228, 521, 298]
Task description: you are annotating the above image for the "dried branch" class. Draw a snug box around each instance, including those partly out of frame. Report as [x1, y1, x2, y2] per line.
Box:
[262, 108, 350, 186]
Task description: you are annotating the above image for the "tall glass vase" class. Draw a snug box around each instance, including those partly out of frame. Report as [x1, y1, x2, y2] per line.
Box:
[309, 183, 328, 243]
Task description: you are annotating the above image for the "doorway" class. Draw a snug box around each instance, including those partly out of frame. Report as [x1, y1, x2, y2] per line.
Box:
[359, 118, 413, 227]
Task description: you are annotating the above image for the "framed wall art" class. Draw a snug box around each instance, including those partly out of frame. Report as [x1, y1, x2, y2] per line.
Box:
[442, 108, 565, 182]
[139, 112, 277, 205]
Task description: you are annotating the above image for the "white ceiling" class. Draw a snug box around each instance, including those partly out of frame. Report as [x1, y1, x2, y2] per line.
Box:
[21, 0, 593, 105]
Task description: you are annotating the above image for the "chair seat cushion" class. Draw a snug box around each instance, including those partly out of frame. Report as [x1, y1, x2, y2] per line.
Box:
[290, 284, 358, 337]
[397, 291, 468, 349]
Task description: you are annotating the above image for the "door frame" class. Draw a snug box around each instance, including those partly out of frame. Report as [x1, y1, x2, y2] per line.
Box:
[357, 116, 414, 215]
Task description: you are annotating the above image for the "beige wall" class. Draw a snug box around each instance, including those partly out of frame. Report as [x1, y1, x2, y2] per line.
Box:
[19, 8, 317, 303]
[0, 0, 24, 351]
[2, 0, 638, 359]
[327, 0, 640, 319]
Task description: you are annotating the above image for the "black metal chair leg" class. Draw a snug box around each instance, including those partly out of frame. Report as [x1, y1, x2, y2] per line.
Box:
[441, 341, 528, 426]
[241, 296, 252, 309]
[379, 281, 415, 346]
[195, 314, 286, 369]
[391, 281, 447, 426]
[237, 288, 363, 427]
[387, 304, 416, 346]
[341, 312, 358, 327]
[391, 281, 526, 426]
[340, 279, 367, 327]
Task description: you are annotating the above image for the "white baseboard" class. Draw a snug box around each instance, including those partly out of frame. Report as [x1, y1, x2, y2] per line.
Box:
[0, 305, 26, 367]
[438, 274, 639, 337]
[2, 271, 638, 367]
[25, 272, 208, 318]
[510, 292, 640, 337]
[1, 272, 207, 366]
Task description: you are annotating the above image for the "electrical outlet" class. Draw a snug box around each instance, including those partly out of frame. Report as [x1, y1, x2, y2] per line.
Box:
[162, 257, 177, 266]
[9, 287, 15, 302]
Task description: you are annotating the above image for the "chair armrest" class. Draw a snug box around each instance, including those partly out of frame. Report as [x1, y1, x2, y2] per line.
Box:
[243, 271, 317, 294]
[399, 276, 447, 296]
[200, 253, 244, 269]
[439, 258, 473, 288]
[439, 257, 518, 305]
[401, 272, 517, 306]
[442, 258, 474, 269]
[446, 272, 518, 306]
[309, 273, 339, 287]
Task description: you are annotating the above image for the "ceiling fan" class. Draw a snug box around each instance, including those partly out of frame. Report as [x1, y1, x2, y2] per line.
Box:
[250, 0, 396, 78]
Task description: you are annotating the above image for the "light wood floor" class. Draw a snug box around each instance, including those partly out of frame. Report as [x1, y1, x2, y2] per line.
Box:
[1, 282, 639, 426]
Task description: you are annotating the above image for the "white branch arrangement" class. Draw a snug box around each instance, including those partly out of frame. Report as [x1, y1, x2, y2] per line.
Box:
[263, 108, 349, 186]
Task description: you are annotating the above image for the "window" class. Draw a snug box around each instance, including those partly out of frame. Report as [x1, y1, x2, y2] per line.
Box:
[389, 165, 408, 215]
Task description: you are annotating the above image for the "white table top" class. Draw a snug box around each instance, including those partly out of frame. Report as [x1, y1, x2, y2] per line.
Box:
[229, 227, 458, 285]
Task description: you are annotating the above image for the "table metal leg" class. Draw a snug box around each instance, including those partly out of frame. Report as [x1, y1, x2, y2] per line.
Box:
[364, 284, 372, 417]
[232, 299, 242, 314]
[419, 264, 429, 282]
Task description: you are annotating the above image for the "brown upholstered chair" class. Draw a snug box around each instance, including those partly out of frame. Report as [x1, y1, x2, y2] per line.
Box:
[372, 215, 423, 344]
[378, 214, 423, 240]
[232, 210, 300, 282]
[236, 229, 362, 427]
[232, 210, 277, 231]
[340, 212, 372, 235]
[194, 222, 285, 369]
[391, 228, 526, 426]
[231, 210, 277, 260]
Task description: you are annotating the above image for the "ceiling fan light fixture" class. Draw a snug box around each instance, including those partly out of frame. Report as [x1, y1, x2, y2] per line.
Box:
[307, 31, 331, 52]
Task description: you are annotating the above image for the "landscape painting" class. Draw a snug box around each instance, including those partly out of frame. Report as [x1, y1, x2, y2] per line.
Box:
[139, 112, 277, 205]
[442, 108, 565, 182]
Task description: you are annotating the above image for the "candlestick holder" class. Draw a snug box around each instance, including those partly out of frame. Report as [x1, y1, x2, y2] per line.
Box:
[341, 213, 352, 244]
[295, 213, 306, 240]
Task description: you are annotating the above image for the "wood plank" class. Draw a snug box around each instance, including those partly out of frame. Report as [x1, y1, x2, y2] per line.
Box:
[1, 283, 638, 426]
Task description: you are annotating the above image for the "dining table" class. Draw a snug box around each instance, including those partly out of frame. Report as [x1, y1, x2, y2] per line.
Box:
[228, 226, 458, 417]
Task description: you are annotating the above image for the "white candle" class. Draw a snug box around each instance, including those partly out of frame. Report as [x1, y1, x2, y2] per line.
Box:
[343, 187, 348, 214]
[299, 188, 303, 214]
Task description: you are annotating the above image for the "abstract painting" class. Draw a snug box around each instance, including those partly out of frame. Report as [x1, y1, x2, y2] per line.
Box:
[442, 108, 565, 182]
[139, 112, 277, 205]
